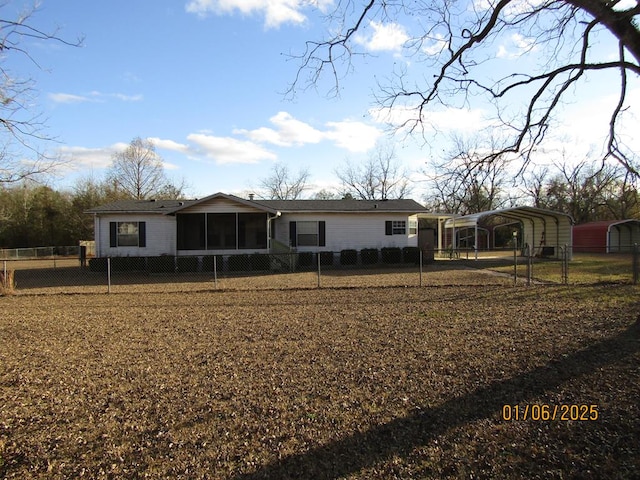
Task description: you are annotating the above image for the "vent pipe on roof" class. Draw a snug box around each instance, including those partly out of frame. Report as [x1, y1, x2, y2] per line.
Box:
[249, 193, 255, 200]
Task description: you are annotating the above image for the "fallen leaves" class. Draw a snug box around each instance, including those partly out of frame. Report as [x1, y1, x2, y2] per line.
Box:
[0, 283, 638, 478]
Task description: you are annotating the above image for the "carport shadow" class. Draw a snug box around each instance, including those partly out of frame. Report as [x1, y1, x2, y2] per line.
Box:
[234, 322, 639, 480]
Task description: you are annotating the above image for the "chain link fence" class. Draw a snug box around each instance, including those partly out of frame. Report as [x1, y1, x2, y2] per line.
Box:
[2, 245, 639, 295]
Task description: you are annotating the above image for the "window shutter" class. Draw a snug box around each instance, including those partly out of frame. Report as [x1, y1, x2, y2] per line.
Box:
[138, 222, 146, 247]
[110, 222, 117, 247]
[289, 221, 297, 247]
[385, 221, 392, 236]
[318, 221, 326, 247]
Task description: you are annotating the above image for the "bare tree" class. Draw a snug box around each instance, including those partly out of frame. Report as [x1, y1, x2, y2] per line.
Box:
[539, 159, 620, 223]
[107, 137, 182, 200]
[258, 163, 310, 199]
[1, 3, 81, 183]
[424, 135, 511, 214]
[335, 143, 411, 199]
[291, 0, 640, 176]
[521, 167, 551, 209]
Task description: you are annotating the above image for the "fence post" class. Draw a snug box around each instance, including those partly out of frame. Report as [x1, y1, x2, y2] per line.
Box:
[317, 252, 321, 288]
[2, 260, 6, 284]
[526, 251, 532, 287]
[213, 255, 218, 289]
[561, 244, 569, 285]
[107, 257, 112, 294]
[633, 243, 638, 285]
[419, 249, 423, 287]
[513, 234, 518, 286]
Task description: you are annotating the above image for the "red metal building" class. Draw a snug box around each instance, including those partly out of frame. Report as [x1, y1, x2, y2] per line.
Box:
[573, 220, 640, 253]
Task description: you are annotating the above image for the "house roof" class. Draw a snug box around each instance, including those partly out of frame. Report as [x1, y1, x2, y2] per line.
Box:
[87, 193, 428, 215]
[252, 198, 426, 213]
[86, 199, 198, 214]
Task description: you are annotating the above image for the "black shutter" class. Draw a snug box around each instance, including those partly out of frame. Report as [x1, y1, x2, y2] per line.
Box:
[110, 222, 117, 247]
[289, 221, 297, 247]
[318, 221, 326, 247]
[138, 222, 146, 247]
[385, 221, 392, 236]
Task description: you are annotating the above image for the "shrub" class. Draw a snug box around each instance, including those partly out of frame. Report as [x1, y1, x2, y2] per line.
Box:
[360, 248, 379, 265]
[340, 249, 358, 265]
[298, 251, 314, 268]
[177, 256, 199, 273]
[319, 251, 334, 266]
[88, 258, 108, 272]
[228, 254, 249, 272]
[381, 247, 402, 264]
[111, 256, 146, 271]
[250, 253, 270, 271]
[202, 255, 216, 272]
[148, 256, 175, 273]
[402, 246, 420, 264]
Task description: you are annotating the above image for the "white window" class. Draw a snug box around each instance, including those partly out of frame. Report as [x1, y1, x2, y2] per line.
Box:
[297, 221, 319, 246]
[110, 221, 146, 248]
[409, 219, 418, 235]
[118, 222, 139, 246]
[392, 220, 406, 235]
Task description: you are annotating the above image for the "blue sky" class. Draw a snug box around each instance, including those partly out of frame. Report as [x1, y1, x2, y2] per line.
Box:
[6, 0, 640, 199]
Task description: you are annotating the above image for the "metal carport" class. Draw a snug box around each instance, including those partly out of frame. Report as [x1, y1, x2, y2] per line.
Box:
[442, 207, 574, 260]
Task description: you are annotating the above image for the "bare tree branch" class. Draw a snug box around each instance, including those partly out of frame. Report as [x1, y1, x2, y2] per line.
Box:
[292, 0, 640, 177]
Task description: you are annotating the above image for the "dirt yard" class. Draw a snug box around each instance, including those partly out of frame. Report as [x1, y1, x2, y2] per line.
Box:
[1, 282, 638, 479]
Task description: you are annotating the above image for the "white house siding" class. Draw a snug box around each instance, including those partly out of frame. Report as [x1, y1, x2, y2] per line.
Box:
[276, 213, 418, 252]
[95, 214, 175, 257]
[178, 198, 265, 214]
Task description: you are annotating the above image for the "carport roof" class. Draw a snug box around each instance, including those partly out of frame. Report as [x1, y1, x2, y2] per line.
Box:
[443, 206, 574, 229]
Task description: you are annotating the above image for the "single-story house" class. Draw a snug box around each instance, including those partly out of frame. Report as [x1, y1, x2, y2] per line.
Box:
[86, 192, 427, 258]
[573, 219, 640, 253]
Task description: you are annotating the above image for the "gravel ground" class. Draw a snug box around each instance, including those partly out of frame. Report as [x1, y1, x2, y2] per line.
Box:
[1, 281, 638, 479]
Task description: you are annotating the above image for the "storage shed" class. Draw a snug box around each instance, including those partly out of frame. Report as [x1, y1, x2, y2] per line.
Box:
[573, 220, 640, 253]
[442, 207, 574, 260]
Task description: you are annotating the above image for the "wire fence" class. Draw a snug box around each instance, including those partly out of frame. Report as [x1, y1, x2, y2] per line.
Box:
[1, 246, 639, 295]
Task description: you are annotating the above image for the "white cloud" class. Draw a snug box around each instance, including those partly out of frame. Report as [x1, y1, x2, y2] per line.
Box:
[497, 33, 537, 59]
[423, 33, 447, 56]
[236, 111, 324, 146]
[57, 145, 118, 169]
[355, 20, 409, 52]
[148, 137, 191, 153]
[49, 93, 93, 104]
[49, 91, 143, 104]
[186, 133, 277, 164]
[324, 120, 382, 152]
[185, 0, 332, 28]
[370, 104, 488, 134]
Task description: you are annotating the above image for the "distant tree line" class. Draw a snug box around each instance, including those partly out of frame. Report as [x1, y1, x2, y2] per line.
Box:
[1, 137, 638, 249]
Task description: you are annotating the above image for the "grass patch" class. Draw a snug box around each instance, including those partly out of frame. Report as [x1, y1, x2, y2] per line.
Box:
[484, 253, 635, 284]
